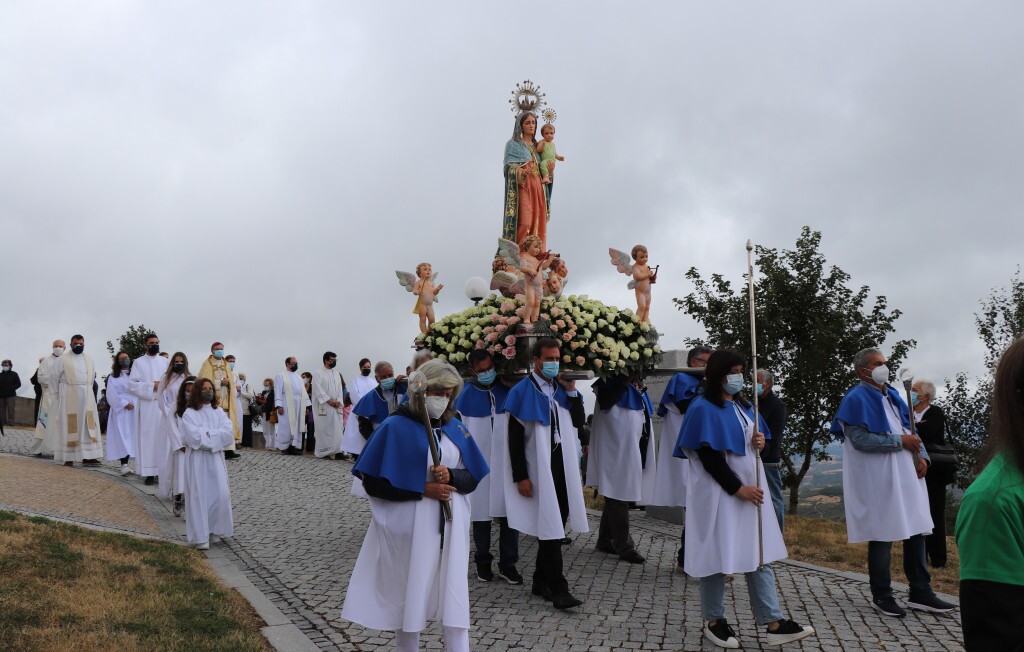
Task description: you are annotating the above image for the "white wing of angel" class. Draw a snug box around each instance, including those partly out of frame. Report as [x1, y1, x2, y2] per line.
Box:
[609, 248, 638, 290]
[497, 238, 522, 268]
[396, 271, 417, 292]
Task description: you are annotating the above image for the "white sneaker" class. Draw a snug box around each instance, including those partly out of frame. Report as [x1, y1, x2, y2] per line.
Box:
[196, 541, 210, 550]
[120, 464, 131, 476]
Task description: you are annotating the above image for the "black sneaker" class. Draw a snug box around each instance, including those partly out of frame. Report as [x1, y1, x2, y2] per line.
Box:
[906, 594, 956, 614]
[531, 583, 552, 601]
[476, 564, 494, 582]
[225, 450, 241, 459]
[497, 565, 523, 585]
[619, 550, 646, 564]
[551, 592, 583, 610]
[704, 619, 740, 649]
[872, 596, 907, 617]
[766, 619, 815, 646]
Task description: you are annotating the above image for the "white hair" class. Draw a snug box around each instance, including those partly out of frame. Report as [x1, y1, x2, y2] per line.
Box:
[853, 347, 883, 371]
[407, 359, 463, 420]
[915, 379, 937, 400]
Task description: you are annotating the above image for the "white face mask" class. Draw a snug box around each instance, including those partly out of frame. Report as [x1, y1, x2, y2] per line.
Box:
[53, 346, 65, 356]
[425, 396, 449, 419]
[870, 364, 890, 386]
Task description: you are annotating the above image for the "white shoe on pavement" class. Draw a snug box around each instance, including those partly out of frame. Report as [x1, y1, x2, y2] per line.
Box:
[120, 464, 131, 476]
[196, 541, 210, 550]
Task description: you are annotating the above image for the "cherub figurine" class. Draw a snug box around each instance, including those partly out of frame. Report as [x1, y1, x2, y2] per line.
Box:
[396, 263, 444, 334]
[544, 256, 569, 298]
[519, 235, 555, 324]
[609, 245, 658, 323]
[490, 254, 525, 298]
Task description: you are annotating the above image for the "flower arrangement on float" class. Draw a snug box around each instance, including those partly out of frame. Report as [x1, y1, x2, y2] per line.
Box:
[414, 294, 661, 378]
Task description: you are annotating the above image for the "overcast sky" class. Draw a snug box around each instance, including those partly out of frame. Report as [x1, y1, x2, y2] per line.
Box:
[2, 1, 1022, 399]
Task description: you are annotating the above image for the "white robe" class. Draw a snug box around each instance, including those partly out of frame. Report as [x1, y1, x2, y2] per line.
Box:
[341, 375, 377, 455]
[33, 353, 63, 454]
[839, 399, 933, 543]
[682, 405, 786, 578]
[105, 372, 136, 461]
[275, 371, 310, 450]
[588, 403, 658, 504]
[312, 367, 346, 458]
[54, 352, 103, 463]
[504, 399, 589, 541]
[651, 404, 688, 507]
[341, 434, 472, 632]
[129, 354, 169, 476]
[181, 405, 235, 544]
[461, 408, 511, 520]
[158, 374, 186, 499]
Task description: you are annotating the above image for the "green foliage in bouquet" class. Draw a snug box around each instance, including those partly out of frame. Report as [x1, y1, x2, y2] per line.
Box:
[415, 294, 662, 378]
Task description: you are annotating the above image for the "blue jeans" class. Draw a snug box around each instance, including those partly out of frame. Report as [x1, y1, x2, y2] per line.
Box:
[868, 535, 933, 601]
[699, 564, 785, 625]
[472, 518, 519, 567]
[763, 462, 784, 533]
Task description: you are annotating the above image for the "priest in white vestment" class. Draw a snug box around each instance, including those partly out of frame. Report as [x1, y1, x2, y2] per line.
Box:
[197, 342, 241, 457]
[341, 358, 378, 455]
[181, 378, 235, 549]
[53, 335, 103, 466]
[31, 340, 64, 456]
[829, 347, 954, 617]
[130, 334, 169, 482]
[588, 373, 656, 564]
[675, 349, 813, 649]
[105, 352, 136, 474]
[275, 356, 310, 454]
[312, 352, 347, 459]
[341, 360, 489, 652]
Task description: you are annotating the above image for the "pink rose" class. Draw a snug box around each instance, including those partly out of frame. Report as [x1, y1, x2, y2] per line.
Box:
[503, 347, 517, 359]
[476, 340, 487, 349]
[556, 320, 566, 329]
[576, 356, 585, 366]
[501, 301, 515, 313]
[595, 360, 604, 368]
[504, 335, 516, 346]
[490, 314, 501, 324]
[495, 324, 507, 334]
[562, 333, 572, 342]
[550, 324, 559, 333]
[486, 333, 498, 343]
[507, 316, 521, 325]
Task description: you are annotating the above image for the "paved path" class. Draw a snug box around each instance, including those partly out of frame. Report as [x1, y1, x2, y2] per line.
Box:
[0, 428, 964, 651]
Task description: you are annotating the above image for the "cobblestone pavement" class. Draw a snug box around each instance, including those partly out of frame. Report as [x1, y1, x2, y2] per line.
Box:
[0, 429, 964, 650]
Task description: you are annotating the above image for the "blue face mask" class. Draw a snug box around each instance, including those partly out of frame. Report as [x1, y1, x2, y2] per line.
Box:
[213, 350, 224, 359]
[723, 373, 745, 396]
[228, 362, 235, 370]
[380, 377, 396, 390]
[541, 361, 560, 379]
[755, 383, 764, 396]
[911, 391, 919, 406]
[476, 369, 497, 386]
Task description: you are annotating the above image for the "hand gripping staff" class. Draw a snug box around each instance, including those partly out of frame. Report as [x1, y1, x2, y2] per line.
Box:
[746, 240, 764, 571]
[408, 371, 453, 522]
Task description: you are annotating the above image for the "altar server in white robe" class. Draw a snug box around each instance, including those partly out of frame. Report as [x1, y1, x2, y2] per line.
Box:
[454, 349, 521, 585]
[197, 341, 241, 458]
[105, 352, 136, 474]
[54, 335, 104, 466]
[31, 340, 65, 456]
[275, 356, 310, 454]
[341, 357, 377, 454]
[180, 378, 235, 549]
[829, 347, 955, 617]
[129, 332, 169, 484]
[504, 337, 588, 611]
[342, 360, 489, 652]
[313, 351, 348, 459]
[164, 376, 194, 518]
[674, 348, 813, 649]
[158, 353, 190, 511]
[588, 373, 656, 564]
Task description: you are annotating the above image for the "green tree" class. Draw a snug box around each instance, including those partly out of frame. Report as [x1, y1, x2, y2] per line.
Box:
[674, 227, 915, 514]
[943, 269, 1024, 488]
[105, 324, 158, 363]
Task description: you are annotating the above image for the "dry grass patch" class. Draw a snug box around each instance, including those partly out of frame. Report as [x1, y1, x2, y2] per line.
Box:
[784, 514, 959, 596]
[0, 510, 269, 652]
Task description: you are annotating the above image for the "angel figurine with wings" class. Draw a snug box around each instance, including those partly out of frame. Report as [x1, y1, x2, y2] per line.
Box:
[492, 237, 554, 324]
[396, 263, 444, 333]
[609, 244, 658, 323]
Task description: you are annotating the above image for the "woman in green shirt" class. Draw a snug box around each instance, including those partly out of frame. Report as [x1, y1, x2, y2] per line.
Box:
[956, 338, 1024, 650]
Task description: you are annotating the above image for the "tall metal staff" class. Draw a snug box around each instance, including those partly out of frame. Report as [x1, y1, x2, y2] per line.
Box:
[746, 240, 764, 570]
[409, 372, 453, 522]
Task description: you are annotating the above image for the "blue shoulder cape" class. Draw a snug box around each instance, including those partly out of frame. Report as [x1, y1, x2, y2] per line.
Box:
[353, 414, 490, 493]
[454, 382, 510, 418]
[353, 386, 407, 424]
[591, 378, 654, 413]
[503, 376, 572, 425]
[829, 384, 910, 440]
[657, 372, 702, 416]
[673, 395, 771, 458]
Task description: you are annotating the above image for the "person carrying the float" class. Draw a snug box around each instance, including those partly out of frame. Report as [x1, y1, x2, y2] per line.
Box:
[341, 359, 488, 652]
[674, 348, 813, 649]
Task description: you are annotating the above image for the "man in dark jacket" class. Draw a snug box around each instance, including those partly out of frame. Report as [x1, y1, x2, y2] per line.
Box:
[756, 369, 787, 532]
[0, 359, 23, 434]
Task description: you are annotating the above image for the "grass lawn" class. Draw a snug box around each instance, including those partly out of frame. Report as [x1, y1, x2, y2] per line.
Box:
[0, 510, 269, 652]
[583, 488, 959, 596]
